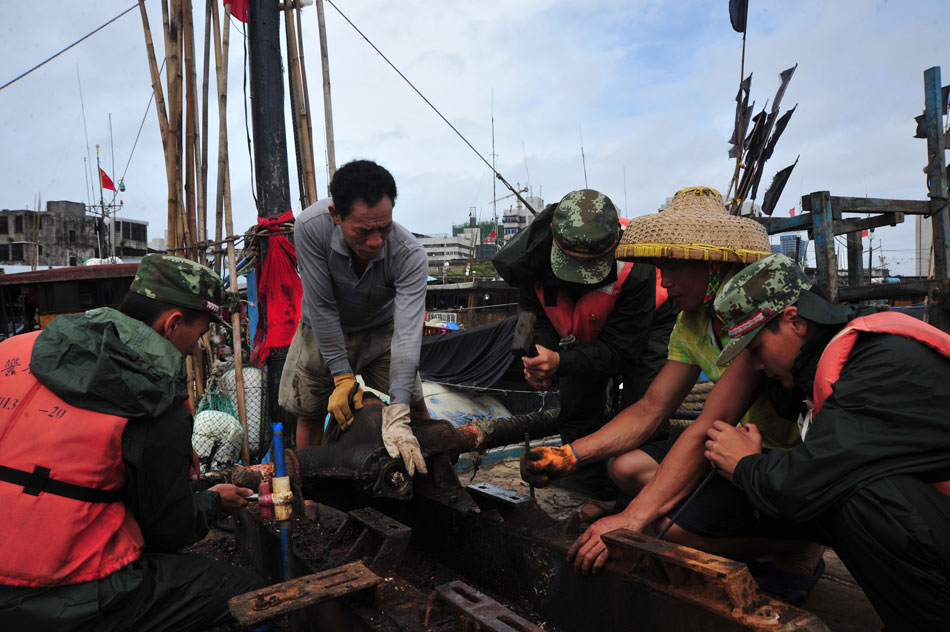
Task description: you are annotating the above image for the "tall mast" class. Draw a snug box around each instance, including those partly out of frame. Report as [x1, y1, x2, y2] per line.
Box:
[491, 92, 497, 249]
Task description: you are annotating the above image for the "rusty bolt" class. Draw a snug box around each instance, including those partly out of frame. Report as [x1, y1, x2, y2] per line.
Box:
[388, 470, 406, 487]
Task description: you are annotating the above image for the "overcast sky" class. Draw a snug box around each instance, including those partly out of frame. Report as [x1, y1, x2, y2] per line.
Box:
[1, 0, 947, 274]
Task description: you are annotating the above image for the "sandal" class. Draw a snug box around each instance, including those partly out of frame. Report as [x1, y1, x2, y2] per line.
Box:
[756, 557, 826, 606]
[572, 497, 619, 524]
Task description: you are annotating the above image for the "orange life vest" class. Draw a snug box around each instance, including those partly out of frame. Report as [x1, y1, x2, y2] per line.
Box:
[0, 331, 144, 587]
[535, 263, 668, 345]
[813, 312, 950, 496]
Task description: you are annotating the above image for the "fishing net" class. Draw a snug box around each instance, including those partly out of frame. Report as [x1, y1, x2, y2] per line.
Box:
[193, 376, 244, 473]
[221, 364, 269, 457]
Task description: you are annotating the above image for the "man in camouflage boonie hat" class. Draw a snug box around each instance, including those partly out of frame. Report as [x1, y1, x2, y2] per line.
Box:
[492, 188, 678, 510]
[715, 254, 852, 366]
[550, 189, 621, 284]
[705, 252, 950, 630]
[130, 253, 227, 326]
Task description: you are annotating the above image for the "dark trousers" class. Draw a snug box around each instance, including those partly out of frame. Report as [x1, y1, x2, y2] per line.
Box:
[816, 475, 950, 632]
[557, 334, 670, 501]
[0, 552, 266, 632]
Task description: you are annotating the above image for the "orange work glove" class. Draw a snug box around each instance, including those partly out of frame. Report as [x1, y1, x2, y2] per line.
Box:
[327, 372, 364, 430]
[520, 444, 578, 487]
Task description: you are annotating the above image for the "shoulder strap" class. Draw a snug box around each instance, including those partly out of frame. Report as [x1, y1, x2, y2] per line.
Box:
[0, 464, 124, 503]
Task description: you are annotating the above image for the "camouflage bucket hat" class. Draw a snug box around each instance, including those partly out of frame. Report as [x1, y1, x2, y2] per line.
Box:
[129, 254, 227, 325]
[714, 254, 812, 366]
[550, 189, 620, 284]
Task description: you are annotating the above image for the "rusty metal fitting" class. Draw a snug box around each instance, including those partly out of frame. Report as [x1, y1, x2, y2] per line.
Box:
[271, 475, 294, 521]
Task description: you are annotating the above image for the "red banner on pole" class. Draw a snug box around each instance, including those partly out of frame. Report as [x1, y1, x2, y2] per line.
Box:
[99, 168, 116, 192]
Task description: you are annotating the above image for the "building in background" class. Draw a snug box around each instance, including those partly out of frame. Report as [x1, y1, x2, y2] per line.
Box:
[417, 234, 474, 267]
[0, 201, 148, 267]
[777, 233, 804, 263]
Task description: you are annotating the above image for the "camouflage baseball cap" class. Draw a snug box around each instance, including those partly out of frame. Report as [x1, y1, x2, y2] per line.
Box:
[714, 254, 813, 366]
[550, 189, 620, 284]
[129, 254, 226, 325]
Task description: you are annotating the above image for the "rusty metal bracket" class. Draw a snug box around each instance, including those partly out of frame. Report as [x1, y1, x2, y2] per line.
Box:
[425, 580, 544, 632]
[466, 481, 555, 530]
[602, 529, 828, 630]
[327, 506, 412, 573]
[228, 561, 379, 627]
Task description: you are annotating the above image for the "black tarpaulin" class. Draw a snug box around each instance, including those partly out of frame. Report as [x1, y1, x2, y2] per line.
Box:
[419, 316, 517, 388]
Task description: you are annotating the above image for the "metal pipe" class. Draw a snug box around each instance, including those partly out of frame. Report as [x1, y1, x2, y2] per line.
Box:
[271, 422, 294, 582]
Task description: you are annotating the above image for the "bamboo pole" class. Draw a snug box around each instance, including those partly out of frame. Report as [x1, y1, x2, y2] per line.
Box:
[138, 1, 169, 141]
[183, 0, 199, 261]
[295, 0, 316, 198]
[284, 0, 316, 207]
[210, 0, 227, 275]
[163, 0, 183, 249]
[199, 0, 211, 265]
[213, 2, 250, 464]
[314, 0, 336, 182]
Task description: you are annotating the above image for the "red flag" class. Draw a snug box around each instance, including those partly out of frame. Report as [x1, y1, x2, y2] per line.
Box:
[481, 228, 496, 243]
[862, 229, 869, 238]
[224, 0, 248, 23]
[789, 207, 795, 217]
[99, 168, 116, 192]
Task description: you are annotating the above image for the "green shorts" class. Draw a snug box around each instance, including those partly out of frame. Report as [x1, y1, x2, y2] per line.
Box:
[277, 320, 423, 419]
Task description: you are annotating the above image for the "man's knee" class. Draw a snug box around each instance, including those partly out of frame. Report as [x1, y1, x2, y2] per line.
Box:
[607, 450, 658, 494]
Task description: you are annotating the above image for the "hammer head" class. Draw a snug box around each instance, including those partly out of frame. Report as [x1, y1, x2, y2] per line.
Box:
[511, 311, 538, 358]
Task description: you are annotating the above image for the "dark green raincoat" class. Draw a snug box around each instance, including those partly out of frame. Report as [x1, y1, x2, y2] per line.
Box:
[734, 325, 950, 631]
[0, 308, 264, 631]
[494, 205, 679, 499]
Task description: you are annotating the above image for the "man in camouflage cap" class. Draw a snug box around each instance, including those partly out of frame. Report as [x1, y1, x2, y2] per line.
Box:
[705, 254, 950, 628]
[493, 189, 679, 512]
[0, 255, 264, 629]
[129, 253, 228, 328]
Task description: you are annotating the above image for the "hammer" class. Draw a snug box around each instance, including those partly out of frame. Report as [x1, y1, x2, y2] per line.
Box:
[511, 311, 539, 359]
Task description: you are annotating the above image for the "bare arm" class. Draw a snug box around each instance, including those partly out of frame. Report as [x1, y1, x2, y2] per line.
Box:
[572, 360, 699, 463]
[568, 350, 764, 574]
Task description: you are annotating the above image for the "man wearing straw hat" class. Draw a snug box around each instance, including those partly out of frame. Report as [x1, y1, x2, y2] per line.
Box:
[523, 187, 822, 601]
[0, 254, 265, 630]
[494, 189, 678, 519]
[705, 253, 950, 629]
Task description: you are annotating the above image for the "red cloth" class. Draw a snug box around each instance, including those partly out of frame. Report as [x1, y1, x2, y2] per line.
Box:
[224, 0, 248, 23]
[99, 168, 116, 192]
[251, 210, 301, 366]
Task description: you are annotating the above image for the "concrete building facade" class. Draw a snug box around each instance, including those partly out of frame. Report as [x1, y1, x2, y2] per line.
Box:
[0, 201, 148, 267]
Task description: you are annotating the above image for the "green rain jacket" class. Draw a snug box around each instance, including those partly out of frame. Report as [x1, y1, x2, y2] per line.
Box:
[0, 308, 262, 631]
[734, 322, 950, 523]
[10, 307, 220, 558]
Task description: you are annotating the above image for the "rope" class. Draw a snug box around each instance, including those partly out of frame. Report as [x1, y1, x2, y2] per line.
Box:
[423, 379, 547, 396]
[0, 4, 138, 92]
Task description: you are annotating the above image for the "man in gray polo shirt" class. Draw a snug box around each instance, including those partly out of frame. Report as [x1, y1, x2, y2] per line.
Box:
[278, 160, 430, 475]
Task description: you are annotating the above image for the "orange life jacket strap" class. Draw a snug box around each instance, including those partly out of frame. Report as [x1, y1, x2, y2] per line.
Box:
[0, 464, 125, 503]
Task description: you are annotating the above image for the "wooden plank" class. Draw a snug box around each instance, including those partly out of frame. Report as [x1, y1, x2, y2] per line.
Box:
[831, 212, 904, 235]
[810, 192, 838, 300]
[229, 561, 379, 626]
[757, 212, 904, 237]
[924, 66, 950, 279]
[837, 279, 948, 301]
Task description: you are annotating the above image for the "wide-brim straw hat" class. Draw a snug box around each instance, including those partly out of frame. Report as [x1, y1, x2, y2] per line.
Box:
[615, 186, 772, 264]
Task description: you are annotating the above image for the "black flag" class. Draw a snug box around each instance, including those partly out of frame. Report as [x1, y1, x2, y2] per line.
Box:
[762, 157, 799, 216]
[761, 105, 797, 163]
[730, 0, 749, 33]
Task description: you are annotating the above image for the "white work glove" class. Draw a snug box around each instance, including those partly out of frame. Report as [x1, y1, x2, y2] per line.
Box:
[381, 402, 428, 476]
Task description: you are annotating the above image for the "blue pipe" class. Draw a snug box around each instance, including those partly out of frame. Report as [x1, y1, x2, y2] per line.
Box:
[270, 423, 293, 581]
